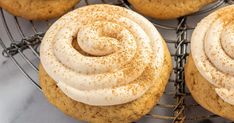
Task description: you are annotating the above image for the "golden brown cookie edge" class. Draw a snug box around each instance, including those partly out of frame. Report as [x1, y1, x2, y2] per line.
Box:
[185, 55, 234, 121]
[0, 0, 80, 20]
[128, 0, 215, 19]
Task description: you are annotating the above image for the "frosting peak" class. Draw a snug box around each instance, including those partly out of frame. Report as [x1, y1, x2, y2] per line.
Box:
[40, 4, 164, 106]
[191, 5, 234, 105]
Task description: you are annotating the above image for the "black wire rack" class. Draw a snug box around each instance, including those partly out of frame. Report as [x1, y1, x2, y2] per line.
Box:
[0, 0, 233, 123]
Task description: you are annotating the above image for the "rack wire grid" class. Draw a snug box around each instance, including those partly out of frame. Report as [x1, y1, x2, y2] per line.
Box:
[0, 0, 233, 123]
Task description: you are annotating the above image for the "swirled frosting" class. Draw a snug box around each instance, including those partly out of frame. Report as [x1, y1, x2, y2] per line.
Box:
[40, 4, 165, 106]
[191, 5, 234, 105]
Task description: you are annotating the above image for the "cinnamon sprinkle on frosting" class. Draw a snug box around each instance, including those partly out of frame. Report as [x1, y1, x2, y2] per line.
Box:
[191, 5, 234, 105]
[40, 4, 164, 106]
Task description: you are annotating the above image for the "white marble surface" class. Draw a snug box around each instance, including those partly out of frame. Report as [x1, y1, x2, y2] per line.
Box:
[0, 1, 232, 123]
[0, 13, 84, 123]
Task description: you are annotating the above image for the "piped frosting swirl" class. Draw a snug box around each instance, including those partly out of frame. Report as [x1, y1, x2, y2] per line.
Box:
[191, 5, 234, 105]
[40, 4, 165, 106]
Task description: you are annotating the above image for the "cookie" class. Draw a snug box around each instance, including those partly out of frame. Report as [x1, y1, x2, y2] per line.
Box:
[0, 0, 80, 20]
[185, 55, 234, 121]
[128, 0, 215, 19]
[39, 40, 172, 123]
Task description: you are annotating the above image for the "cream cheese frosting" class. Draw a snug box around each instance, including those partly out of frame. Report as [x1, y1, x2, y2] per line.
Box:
[191, 5, 234, 105]
[40, 4, 165, 106]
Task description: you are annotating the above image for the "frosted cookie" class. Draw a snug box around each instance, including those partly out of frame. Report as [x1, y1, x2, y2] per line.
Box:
[185, 5, 234, 121]
[39, 4, 172, 122]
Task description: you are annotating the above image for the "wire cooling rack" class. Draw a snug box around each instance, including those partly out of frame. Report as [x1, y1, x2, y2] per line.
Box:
[0, 0, 233, 123]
